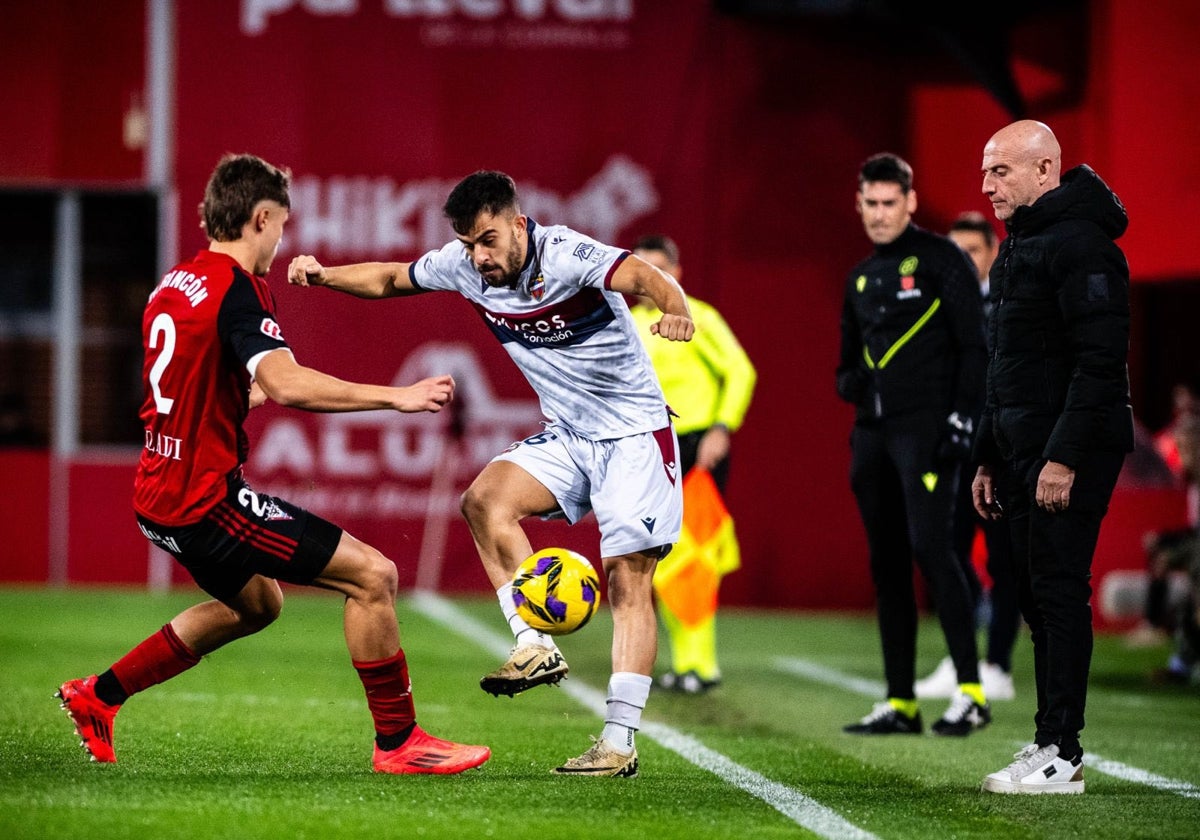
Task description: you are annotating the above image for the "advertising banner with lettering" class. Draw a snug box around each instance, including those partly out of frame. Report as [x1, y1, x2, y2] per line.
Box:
[173, 0, 923, 609]
[174, 0, 726, 594]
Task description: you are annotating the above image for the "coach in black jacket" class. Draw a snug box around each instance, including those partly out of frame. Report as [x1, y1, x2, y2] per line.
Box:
[974, 121, 1134, 795]
[837, 153, 990, 738]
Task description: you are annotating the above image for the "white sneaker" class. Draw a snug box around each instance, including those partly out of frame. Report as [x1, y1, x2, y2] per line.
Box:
[980, 661, 1015, 700]
[979, 662, 1017, 700]
[981, 743, 1085, 794]
[914, 656, 957, 698]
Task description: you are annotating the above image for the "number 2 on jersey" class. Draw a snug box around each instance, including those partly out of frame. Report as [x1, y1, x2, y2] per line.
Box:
[148, 313, 176, 414]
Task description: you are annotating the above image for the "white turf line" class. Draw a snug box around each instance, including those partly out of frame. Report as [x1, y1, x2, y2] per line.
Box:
[773, 656, 1200, 800]
[408, 592, 879, 840]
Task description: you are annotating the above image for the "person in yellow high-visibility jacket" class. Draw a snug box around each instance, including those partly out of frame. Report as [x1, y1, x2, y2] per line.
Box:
[630, 235, 757, 694]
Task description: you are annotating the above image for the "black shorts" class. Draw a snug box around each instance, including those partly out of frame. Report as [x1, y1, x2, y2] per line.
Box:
[136, 478, 343, 602]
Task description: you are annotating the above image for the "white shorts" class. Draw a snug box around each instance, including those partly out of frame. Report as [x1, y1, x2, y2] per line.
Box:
[494, 422, 682, 558]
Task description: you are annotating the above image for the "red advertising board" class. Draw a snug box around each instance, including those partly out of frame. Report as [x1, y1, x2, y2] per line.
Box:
[175, 1, 726, 593]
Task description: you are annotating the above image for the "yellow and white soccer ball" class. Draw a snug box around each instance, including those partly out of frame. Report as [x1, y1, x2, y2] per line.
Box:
[512, 547, 602, 635]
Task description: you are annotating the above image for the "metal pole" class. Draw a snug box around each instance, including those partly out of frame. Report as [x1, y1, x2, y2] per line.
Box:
[49, 191, 82, 585]
[145, 0, 174, 192]
[145, 0, 177, 590]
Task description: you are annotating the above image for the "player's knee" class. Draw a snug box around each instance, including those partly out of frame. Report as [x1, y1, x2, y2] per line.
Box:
[460, 483, 493, 529]
[237, 587, 283, 633]
[357, 548, 399, 601]
[240, 605, 280, 634]
[603, 552, 658, 608]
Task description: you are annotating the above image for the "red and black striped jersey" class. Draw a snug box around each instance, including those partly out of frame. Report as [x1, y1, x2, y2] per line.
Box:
[133, 250, 290, 526]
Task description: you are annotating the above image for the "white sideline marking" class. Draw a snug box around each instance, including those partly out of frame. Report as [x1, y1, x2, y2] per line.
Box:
[772, 656, 885, 698]
[1083, 753, 1200, 799]
[773, 656, 1200, 799]
[409, 592, 879, 840]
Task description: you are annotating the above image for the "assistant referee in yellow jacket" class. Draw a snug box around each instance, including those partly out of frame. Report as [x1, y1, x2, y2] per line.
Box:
[630, 235, 756, 694]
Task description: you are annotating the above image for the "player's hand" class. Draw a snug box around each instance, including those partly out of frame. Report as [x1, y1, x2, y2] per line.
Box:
[1036, 460, 1075, 513]
[287, 255, 327, 287]
[248, 381, 268, 410]
[651, 313, 694, 341]
[394, 375, 456, 413]
[696, 425, 731, 471]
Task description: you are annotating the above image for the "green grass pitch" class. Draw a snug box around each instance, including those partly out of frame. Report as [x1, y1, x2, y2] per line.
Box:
[1, 587, 1197, 839]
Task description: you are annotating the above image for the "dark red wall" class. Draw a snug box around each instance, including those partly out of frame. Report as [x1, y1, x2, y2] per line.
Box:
[2, 1, 1197, 614]
[0, 0, 145, 185]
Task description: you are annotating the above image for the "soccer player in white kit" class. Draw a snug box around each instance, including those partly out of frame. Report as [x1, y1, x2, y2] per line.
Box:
[288, 170, 693, 777]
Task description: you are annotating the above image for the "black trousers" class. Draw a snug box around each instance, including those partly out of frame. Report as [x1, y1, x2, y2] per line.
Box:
[1002, 449, 1125, 757]
[952, 457, 1020, 672]
[850, 411, 980, 699]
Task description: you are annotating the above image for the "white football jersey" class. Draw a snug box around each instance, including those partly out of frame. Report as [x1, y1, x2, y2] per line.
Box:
[409, 220, 668, 439]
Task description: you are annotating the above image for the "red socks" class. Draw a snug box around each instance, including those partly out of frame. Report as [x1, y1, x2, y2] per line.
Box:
[353, 649, 416, 738]
[100, 626, 415, 746]
[104, 623, 201, 703]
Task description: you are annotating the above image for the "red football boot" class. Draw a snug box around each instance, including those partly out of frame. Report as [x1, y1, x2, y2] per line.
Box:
[57, 675, 120, 763]
[372, 725, 490, 775]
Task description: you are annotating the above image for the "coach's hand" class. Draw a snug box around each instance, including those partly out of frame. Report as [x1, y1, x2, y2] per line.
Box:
[1036, 460, 1075, 513]
[287, 255, 327, 287]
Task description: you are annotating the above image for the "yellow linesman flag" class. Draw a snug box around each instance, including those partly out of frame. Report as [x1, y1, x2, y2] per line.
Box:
[653, 467, 741, 628]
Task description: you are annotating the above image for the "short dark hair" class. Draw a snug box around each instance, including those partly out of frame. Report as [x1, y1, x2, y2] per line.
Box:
[858, 152, 913, 193]
[443, 170, 520, 235]
[632, 234, 680, 265]
[200, 153, 290, 242]
[949, 211, 997, 247]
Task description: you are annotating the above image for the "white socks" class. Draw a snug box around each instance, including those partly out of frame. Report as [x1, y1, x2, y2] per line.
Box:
[497, 581, 558, 649]
[601, 672, 652, 754]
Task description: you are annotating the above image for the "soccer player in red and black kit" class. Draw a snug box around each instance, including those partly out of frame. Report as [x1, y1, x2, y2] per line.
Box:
[56, 154, 490, 775]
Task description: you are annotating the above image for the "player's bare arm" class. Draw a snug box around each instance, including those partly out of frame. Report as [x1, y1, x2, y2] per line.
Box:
[612, 255, 694, 341]
[253, 348, 454, 413]
[286, 255, 419, 299]
[248, 380, 268, 409]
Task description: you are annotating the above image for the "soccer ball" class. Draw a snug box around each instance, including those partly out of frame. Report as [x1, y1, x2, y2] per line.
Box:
[512, 547, 602, 636]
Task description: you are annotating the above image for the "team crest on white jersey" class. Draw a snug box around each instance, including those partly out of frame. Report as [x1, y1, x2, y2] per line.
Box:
[528, 273, 546, 301]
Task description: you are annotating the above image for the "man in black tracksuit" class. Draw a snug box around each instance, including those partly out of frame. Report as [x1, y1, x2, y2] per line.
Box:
[974, 121, 1134, 795]
[837, 153, 990, 736]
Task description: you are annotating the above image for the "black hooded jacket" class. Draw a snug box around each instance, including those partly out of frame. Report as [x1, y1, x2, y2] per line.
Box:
[975, 165, 1135, 468]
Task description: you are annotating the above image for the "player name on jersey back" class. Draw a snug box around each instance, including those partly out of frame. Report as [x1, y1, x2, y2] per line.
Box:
[149, 269, 210, 308]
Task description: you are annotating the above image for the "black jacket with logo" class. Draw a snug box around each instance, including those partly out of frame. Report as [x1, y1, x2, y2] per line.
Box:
[974, 165, 1135, 468]
[837, 223, 987, 423]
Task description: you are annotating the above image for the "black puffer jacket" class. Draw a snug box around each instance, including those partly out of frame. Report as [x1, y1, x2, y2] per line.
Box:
[975, 165, 1135, 468]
